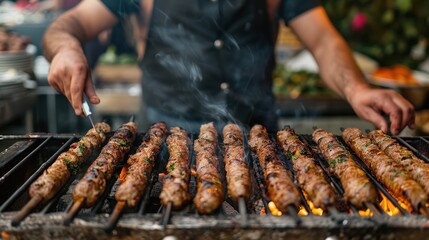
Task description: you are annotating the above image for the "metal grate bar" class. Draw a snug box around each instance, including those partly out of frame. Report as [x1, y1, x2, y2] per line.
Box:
[0, 136, 76, 212]
[0, 136, 52, 185]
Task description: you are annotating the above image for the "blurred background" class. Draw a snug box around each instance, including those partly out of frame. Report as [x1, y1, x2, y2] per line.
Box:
[0, 0, 428, 135]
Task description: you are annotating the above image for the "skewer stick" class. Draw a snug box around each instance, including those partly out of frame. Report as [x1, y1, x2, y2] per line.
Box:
[238, 197, 248, 228]
[365, 202, 381, 216]
[286, 205, 301, 225]
[63, 198, 84, 226]
[11, 195, 43, 226]
[104, 201, 126, 233]
[327, 206, 339, 216]
[161, 202, 173, 228]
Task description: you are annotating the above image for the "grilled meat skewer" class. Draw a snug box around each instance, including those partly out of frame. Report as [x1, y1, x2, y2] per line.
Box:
[29, 122, 111, 204]
[248, 125, 301, 212]
[342, 128, 427, 210]
[222, 123, 251, 202]
[312, 128, 378, 209]
[72, 121, 137, 207]
[369, 130, 429, 195]
[115, 122, 167, 208]
[193, 122, 224, 214]
[160, 127, 191, 209]
[277, 127, 336, 210]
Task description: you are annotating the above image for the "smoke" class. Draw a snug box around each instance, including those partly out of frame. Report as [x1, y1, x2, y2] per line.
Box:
[152, 20, 243, 126]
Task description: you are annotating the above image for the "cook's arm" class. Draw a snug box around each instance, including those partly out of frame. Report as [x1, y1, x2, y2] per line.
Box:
[43, 0, 118, 115]
[288, 7, 414, 135]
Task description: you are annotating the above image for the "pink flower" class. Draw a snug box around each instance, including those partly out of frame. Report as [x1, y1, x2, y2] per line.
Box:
[352, 13, 367, 31]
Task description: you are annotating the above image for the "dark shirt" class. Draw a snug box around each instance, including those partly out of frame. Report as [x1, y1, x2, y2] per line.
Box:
[101, 0, 319, 131]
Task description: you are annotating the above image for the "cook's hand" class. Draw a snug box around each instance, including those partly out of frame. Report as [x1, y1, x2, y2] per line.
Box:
[47, 48, 99, 116]
[347, 86, 415, 135]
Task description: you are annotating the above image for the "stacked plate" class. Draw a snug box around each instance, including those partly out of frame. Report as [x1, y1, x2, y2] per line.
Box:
[0, 44, 36, 74]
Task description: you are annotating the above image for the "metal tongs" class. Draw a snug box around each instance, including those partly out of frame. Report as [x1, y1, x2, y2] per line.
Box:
[82, 96, 96, 129]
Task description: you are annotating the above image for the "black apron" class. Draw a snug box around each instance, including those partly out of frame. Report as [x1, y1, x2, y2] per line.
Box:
[141, 0, 278, 132]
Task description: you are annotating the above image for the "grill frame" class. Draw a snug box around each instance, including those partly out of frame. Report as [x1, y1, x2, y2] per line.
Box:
[2, 133, 429, 239]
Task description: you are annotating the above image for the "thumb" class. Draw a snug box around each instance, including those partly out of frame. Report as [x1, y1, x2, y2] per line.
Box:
[84, 76, 100, 105]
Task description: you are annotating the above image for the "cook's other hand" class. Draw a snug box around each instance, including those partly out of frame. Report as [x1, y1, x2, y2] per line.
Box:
[289, 7, 414, 135]
[346, 86, 414, 135]
[48, 48, 99, 116]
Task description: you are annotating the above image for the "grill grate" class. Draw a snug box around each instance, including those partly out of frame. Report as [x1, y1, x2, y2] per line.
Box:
[2, 132, 429, 239]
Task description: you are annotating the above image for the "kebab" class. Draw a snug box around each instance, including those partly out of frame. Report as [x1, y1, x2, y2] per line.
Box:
[342, 128, 427, 210]
[159, 127, 191, 210]
[248, 124, 301, 213]
[276, 127, 336, 210]
[104, 122, 167, 231]
[114, 122, 167, 207]
[222, 123, 251, 203]
[369, 130, 429, 195]
[65, 121, 137, 223]
[193, 122, 224, 214]
[12, 122, 111, 225]
[312, 128, 379, 209]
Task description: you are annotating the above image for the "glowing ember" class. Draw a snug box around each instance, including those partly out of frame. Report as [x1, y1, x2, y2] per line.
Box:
[268, 201, 282, 216]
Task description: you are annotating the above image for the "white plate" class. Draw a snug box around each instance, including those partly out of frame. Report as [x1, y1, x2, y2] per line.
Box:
[367, 70, 429, 89]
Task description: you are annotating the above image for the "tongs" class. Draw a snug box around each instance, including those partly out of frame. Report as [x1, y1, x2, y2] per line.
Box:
[82, 96, 96, 129]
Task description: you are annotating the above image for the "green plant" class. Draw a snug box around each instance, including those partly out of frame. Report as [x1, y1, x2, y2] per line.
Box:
[323, 0, 429, 68]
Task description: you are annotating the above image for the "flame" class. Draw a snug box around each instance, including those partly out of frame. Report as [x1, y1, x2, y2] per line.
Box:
[297, 192, 324, 216]
[379, 193, 404, 216]
[117, 166, 128, 181]
[358, 193, 409, 216]
[358, 208, 373, 217]
[191, 169, 197, 176]
[298, 206, 309, 216]
[1, 231, 11, 239]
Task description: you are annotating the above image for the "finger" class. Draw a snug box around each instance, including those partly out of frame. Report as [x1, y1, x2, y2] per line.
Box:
[47, 73, 63, 94]
[84, 75, 100, 105]
[70, 68, 87, 116]
[392, 95, 414, 133]
[408, 113, 416, 129]
[359, 107, 389, 133]
[388, 107, 403, 135]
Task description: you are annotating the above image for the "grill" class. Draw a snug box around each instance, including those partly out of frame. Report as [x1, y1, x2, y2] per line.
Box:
[1, 129, 429, 240]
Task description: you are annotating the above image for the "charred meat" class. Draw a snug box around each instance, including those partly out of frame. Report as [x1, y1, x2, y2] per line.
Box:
[222, 123, 251, 202]
[193, 122, 224, 214]
[72, 122, 137, 207]
[29, 122, 111, 204]
[160, 127, 191, 209]
[277, 127, 337, 210]
[369, 130, 429, 195]
[342, 128, 427, 210]
[248, 125, 301, 212]
[312, 128, 379, 209]
[115, 122, 167, 208]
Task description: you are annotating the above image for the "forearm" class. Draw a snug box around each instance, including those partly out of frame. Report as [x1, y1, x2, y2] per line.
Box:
[43, 12, 89, 62]
[313, 31, 369, 100]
